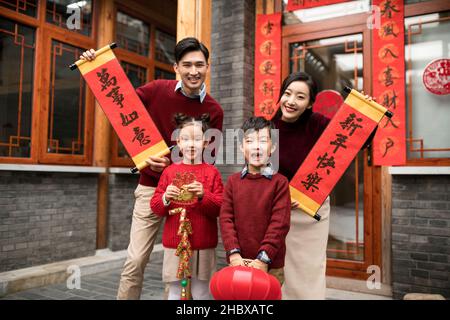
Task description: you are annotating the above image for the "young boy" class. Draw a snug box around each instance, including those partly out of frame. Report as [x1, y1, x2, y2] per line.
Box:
[219, 116, 291, 283]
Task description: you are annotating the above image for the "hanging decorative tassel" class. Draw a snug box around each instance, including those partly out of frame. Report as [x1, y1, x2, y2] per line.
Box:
[170, 207, 193, 299]
[180, 278, 189, 300]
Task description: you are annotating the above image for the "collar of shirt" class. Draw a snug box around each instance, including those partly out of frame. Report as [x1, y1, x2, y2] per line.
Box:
[240, 163, 274, 180]
[174, 80, 206, 103]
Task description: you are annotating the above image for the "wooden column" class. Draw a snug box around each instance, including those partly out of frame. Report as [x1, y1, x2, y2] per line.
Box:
[256, 0, 275, 15]
[381, 166, 392, 285]
[94, 0, 115, 249]
[177, 0, 212, 90]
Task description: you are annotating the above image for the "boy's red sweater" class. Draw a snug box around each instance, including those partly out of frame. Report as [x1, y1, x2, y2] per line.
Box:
[150, 162, 223, 250]
[219, 172, 291, 269]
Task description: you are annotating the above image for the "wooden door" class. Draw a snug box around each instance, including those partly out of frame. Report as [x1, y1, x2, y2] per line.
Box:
[282, 16, 382, 279]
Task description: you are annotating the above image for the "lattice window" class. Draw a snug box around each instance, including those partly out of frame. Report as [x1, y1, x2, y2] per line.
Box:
[0, 0, 38, 17]
[405, 11, 450, 161]
[116, 11, 150, 57]
[121, 61, 147, 89]
[46, 0, 93, 36]
[47, 40, 87, 155]
[155, 29, 175, 64]
[0, 18, 35, 158]
[154, 67, 176, 80]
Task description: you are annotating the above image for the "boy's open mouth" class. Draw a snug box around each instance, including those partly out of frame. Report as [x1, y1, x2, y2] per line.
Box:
[250, 152, 264, 159]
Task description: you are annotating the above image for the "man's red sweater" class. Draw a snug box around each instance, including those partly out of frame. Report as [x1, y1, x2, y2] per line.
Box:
[150, 163, 223, 250]
[136, 80, 223, 187]
[219, 172, 291, 269]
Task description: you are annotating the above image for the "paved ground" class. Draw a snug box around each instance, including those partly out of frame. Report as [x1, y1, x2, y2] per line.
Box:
[0, 248, 391, 300]
[1, 251, 166, 300]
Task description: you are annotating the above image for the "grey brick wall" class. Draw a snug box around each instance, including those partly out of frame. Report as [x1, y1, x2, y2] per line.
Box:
[391, 175, 450, 299]
[0, 171, 97, 272]
[210, 0, 255, 270]
[107, 174, 138, 251]
[211, 0, 255, 181]
[107, 173, 163, 251]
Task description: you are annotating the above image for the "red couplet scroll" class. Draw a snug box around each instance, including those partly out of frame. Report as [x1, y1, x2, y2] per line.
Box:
[289, 88, 393, 221]
[372, 0, 406, 165]
[254, 13, 282, 120]
[70, 43, 170, 173]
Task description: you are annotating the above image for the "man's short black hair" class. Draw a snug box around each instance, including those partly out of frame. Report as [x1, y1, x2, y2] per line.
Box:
[240, 116, 276, 142]
[174, 37, 209, 63]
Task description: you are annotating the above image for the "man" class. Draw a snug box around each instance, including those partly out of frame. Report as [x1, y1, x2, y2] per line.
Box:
[80, 37, 223, 299]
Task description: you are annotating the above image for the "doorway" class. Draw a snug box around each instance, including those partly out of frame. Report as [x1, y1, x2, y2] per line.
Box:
[282, 12, 382, 279]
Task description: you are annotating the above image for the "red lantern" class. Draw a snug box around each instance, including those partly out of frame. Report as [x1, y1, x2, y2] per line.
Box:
[210, 266, 282, 300]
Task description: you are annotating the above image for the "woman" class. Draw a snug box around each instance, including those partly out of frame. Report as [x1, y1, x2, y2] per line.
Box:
[275, 72, 374, 299]
[274, 72, 331, 300]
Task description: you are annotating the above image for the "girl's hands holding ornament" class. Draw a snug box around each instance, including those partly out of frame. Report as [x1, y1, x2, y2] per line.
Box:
[186, 181, 204, 199]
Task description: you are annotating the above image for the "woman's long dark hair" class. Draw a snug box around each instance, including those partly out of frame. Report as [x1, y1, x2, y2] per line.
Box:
[274, 71, 318, 120]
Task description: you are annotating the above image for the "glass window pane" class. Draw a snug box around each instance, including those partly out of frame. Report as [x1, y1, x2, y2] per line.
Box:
[405, 12, 450, 159]
[116, 11, 150, 57]
[154, 67, 175, 80]
[0, 19, 35, 158]
[0, 0, 38, 17]
[290, 33, 365, 261]
[47, 41, 87, 155]
[121, 61, 147, 89]
[329, 151, 365, 261]
[155, 29, 175, 64]
[289, 34, 364, 92]
[283, 0, 370, 25]
[116, 61, 147, 159]
[46, 0, 93, 36]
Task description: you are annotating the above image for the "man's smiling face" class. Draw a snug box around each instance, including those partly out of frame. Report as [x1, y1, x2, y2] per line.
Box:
[174, 50, 208, 96]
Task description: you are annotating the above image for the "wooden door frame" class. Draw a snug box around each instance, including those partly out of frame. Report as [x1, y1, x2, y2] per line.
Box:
[282, 14, 382, 280]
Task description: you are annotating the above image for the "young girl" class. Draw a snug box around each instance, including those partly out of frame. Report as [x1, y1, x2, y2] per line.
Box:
[150, 113, 223, 300]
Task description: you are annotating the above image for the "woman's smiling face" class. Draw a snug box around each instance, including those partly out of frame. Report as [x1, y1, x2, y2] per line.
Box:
[279, 81, 312, 123]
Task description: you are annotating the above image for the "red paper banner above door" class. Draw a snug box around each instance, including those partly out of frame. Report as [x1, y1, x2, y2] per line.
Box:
[70, 43, 170, 172]
[254, 13, 282, 120]
[372, 0, 406, 165]
[289, 88, 393, 220]
[287, 0, 351, 11]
